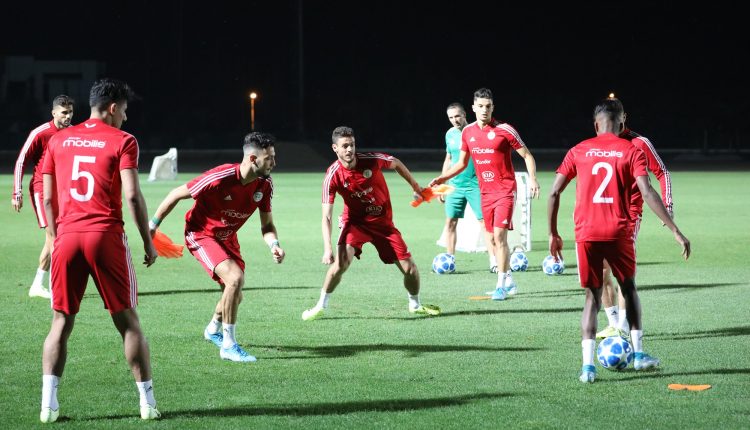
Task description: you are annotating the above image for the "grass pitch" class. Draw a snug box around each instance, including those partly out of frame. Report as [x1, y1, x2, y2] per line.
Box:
[0, 170, 748, 429]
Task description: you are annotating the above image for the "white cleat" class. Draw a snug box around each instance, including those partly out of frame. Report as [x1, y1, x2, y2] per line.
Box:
[40, 407, 59, 423]
[302, 307, 325, 321]
[29, 284, 51, 299]
[140, 404, 161, 420]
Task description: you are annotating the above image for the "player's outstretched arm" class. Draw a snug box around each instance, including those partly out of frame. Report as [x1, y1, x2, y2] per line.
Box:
[636, 175, 690, 260]
[259, 211, 284, 264]
[122, 168, 157, 267]
[321, 203, 335, 264]
[516, 147, 540, 198]
[149, 184, 191, 235]
[429, 150, 469, 187]
[390, 158, 422, 196]
[547, 173, 570, 261]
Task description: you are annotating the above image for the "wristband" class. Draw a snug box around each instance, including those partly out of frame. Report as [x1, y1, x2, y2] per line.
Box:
[269, 240, 280, 249]
[149, 216, 161, 230]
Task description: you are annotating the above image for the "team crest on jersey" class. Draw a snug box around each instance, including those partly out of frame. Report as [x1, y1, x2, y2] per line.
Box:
[253, 192, 263, 202]
[363, 169, 372, 178]
[487, 131, 496, 140]
[343, 181, 349, 188]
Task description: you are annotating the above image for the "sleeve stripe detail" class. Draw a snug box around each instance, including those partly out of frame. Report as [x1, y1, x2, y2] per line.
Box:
[188, 167, 235, 196]
[14, 122, 51, 196]
[638, 136, 672, 208]
[322, 163, 340, 203]
[358, 152, 393, 161]
[498, 123, 526, 147]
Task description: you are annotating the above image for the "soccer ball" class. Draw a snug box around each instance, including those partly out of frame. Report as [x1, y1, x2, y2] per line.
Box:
[432, 253, 456, 274]
[509, 251, 528, 272]
[597, 335, 634, 371]
[542, 255, 565, 275]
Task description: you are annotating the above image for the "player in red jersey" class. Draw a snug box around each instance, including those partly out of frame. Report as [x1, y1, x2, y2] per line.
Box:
[430, 88, 540, 300]
[301, 126, 440, 321]
[12, 95, 74, 299]
[596, 96, 675, 338]
[40, 79, 159, 422]
[547, 97, 690, 383]
[149, 132, 283, 363]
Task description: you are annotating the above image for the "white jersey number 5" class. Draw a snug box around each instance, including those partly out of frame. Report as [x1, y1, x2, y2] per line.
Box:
[592, 162, 614, 204]
[70, 155, 96, 202]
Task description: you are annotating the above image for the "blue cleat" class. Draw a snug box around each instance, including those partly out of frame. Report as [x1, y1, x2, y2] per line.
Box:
[634, 352, 660, 370]
[220, 344, 257, 363]
[579, 365, 596, 383]
[504, 282, 518, 296]
[491, 287, 507, 301]
[203, 329, 223, 348]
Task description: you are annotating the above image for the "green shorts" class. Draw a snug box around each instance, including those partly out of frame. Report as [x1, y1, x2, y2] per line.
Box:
[444, 186, 482, 219]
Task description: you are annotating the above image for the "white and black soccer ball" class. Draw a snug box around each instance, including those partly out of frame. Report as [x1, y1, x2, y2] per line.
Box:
[597, 335, 634, 371]
[432, 253, 456, 274]
[542, 255, 564, 275]
[509, 251, 528, 272]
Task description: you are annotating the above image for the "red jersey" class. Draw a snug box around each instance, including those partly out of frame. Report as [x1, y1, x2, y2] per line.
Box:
[620, 129, 673, 217]
[460, 119, 525, 196]
[556, 133, 649, 242]
[42, 119, 139, 235]
[13, 120, 61, 199]
[322, 153, 394, 225]
[185, 164, 273, 242]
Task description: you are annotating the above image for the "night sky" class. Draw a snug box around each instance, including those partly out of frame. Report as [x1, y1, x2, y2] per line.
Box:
[2, 1, 748, 153]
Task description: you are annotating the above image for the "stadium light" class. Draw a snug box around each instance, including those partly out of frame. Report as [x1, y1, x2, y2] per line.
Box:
[249, 91, 258, 131]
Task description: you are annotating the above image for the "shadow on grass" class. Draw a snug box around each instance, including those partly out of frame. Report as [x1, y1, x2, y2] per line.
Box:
[637, 282, 744, 292]
[138, 286, 318, 296]
[321, 307, 581, 321]
[521, 289, 581, 298]
[598, 367, 750, 382]
[649, 325, 750, 340]
[254, 343, 543, 359]
[86, 392, 513, 420]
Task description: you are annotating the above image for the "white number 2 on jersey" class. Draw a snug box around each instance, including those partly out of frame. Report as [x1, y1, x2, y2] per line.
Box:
[70, 155, 96, 202]
[592, 161, 614, 204]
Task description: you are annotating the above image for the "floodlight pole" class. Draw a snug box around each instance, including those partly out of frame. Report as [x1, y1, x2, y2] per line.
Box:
[249, 92, 258, 131]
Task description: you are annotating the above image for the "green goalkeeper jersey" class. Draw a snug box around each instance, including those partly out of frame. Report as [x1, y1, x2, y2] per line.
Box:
[445, 127, 478, 188]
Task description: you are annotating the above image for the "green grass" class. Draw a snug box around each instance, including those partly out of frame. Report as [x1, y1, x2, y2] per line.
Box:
[1, 171, 748, 429]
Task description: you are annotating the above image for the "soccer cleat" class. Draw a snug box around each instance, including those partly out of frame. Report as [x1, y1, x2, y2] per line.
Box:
[491, 287, 507, 301]
[203, 329, 223, 348]
[29, 284, 51, 299]
[596, 326, 620, 339]
[489, 266, 498, 274]
[220, 344, 257, 362]
[40, 407, 59, 423]
[634, 352, 660, 370]
[409, 304, 441, 316]
[579, 365, 596, 383]
[302, 306, 325, 321]
[140, 405, 161, 420]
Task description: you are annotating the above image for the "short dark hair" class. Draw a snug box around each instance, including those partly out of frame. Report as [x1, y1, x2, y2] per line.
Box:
[446, 102, 465, 113]
[52, 95, 74, 108]
[89, 78, 134, 110]
[473, 88, 493, 101]
[332, 126, 355, 144]
[593, 98, 625, 121]
[243, 132, 276, 155]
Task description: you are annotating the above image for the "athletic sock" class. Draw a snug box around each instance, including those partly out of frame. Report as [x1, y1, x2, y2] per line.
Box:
[41, 375, 59, 410]
[489, 254, 497, 267]
[617, 309, 629, 331]
[136, 380, 156, 408]
[33, 268, 47, 287]
[631, 330, 643, 352]
[581, 339, 595, 366]
[206, 319, 221, 334]
[316, 290, 331, 309]
[222, 323, 237, 348]
[504, 272, 514, 288]
[604, 306, 619, 327]
[496, 272, 508, 289]
[408, 294, 420, 309]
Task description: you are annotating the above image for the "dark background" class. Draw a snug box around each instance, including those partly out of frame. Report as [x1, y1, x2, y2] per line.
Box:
[2, 1, 748, 165]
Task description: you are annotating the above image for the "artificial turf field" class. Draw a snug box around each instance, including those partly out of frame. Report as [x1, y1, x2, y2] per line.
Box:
[0, 170, 748, 429]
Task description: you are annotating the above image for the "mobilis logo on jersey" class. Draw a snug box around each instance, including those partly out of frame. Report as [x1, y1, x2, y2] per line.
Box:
[221, 209, 251, 219]
[471, 148, 495, 154]
[62, 138, 106, 148]
[585, 149, 623, 158]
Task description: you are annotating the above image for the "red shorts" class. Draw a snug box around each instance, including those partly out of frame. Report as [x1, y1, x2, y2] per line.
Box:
[339, 220, 411, 264]
[576, 239, 636, 288]
[50, 231, 137, 315]
[30, 184, 47, 228]
[186, 232, 245, 284]
[481, 193, 515, 232]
